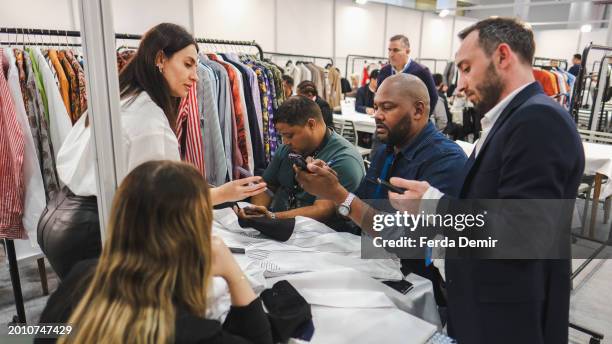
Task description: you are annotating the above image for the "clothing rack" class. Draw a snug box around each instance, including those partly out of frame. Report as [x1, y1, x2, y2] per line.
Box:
[567, 42, 611, 344]
[0, 27, 265, 60]
[414, 58, 449, 74]
[571, 44, 612, 130]
[533, 56, 568, 71]
[0, 26, 265, 324]
[344, 54, 387, 79]
[264, 51, 334, 66]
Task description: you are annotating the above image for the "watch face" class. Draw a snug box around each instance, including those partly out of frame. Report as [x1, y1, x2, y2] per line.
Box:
[338, 205, 349, 216]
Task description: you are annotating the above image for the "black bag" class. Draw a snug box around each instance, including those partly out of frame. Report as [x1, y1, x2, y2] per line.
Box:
[238, 216, 295, 242]
[261, 280, 313, 342]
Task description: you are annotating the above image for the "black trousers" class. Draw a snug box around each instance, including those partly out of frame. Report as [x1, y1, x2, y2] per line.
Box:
[37, 187, 102, 280]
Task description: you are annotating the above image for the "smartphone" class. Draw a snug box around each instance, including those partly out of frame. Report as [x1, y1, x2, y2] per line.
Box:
[288, 153, 308, 170]
[377, 178, 406, 194]
[382, 279, 414, 294]
[366, 177, 406, 194]
[236, 166, 275, 198]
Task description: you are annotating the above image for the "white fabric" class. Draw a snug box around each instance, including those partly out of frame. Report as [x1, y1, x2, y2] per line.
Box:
[582, 141, 612, 199]
[57, 92, 180, 196]
[32, 47, 72, 159]
[473, 83, 529, 157]
[212, 206, 442, 332]
[267, 269, 439, 343]
[6, 49, 46, 246]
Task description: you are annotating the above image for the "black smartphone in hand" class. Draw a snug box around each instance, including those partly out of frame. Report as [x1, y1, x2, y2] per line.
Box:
[288, 153, 308, 170]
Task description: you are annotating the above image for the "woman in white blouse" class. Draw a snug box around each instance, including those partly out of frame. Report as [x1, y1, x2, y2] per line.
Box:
[38, 23, 266, 279]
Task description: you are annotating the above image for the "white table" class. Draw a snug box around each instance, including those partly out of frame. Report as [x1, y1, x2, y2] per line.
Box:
[211, 206, 441, 344]
[335, 108, 376, 134]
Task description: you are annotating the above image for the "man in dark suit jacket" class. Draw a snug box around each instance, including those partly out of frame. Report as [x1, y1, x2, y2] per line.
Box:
[388, 18, 584, 343]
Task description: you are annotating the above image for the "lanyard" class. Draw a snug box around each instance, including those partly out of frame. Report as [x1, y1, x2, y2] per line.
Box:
[374, 153, 395, 198]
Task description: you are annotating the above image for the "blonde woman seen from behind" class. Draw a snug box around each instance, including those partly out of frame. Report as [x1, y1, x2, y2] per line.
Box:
[36, 161, 272, 344]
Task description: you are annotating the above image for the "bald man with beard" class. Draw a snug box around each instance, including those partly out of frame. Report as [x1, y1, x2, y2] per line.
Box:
[294, 74, 467, 312]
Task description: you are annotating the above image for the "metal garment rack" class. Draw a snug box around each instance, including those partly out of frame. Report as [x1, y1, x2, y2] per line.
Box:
[0, 27, 265, 60]
[567, 42, 611, 344]
[0, 26, 264, 324]
[264, 51, 334, 66]
[344, 54, 387, 79]
[571, 44, 612, 132]
[414, 58, 449, 74]
[533, 56, 569, 71]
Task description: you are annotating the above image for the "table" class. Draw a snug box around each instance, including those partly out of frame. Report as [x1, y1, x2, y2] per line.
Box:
[335, 108, 376, 134]
[582, 141, 612, 237]
[211, 206, 441, 344]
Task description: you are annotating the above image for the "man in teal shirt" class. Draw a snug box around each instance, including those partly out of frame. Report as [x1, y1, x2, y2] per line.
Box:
[239, 96, 364, 226]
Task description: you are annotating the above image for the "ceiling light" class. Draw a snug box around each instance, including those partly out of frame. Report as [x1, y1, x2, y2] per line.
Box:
[581, 24, 592, 33]
[439, 9, 450, 17]
[355, 0, 368, 4]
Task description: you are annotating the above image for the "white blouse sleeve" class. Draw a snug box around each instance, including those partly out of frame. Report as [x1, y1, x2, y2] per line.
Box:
[124, 127, 180, 174]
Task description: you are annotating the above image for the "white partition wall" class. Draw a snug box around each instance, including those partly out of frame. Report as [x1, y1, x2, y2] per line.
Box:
[451, 17, 478, 59]
[2, 0, 609, 76]
[385, 6, 423, 59]
[0, 0, 76, 29]
[534, 29, 582, 63]
[420, 12, 454, 60]
[111, 0, 191, 34]
[193, 0, 276, 51]
[335, 0, 387, 75]
[277, 0, 334, 58]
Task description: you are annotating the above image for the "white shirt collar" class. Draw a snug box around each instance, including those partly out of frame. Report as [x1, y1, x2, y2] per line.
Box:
[480, 83, 530, 132]
[474, 82, 530, 156]
[392, 58, 411, 75]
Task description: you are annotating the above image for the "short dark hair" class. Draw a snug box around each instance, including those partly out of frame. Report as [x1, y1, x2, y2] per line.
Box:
[296, 81, 318, 98]
[369, 69, 380, 80]
[458, 17, 535, 65]
[273, 96, 323, 126]
[573, 54, 582, 60]
[390, 34, 410, 49]
[282, 74, 294, 87]
[433, 73, 444, 87]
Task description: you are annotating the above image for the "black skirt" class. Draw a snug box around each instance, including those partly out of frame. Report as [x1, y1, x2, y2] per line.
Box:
[37, 187, 102, 280]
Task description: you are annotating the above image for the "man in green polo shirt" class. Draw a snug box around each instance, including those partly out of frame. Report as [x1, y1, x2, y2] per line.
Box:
[237, 96, 365, 226]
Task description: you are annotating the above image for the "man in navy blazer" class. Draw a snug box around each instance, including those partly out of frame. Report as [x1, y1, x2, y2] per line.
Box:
[377, 34, 438, 116]
[388, 18, 584, 343]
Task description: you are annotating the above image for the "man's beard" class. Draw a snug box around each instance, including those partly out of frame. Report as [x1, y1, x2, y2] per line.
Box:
[471, 62, 504, 116]
[377, 118, 411, 147]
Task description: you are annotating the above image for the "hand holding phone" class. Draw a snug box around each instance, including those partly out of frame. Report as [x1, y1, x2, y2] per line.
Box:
[288, 153, 308, 170]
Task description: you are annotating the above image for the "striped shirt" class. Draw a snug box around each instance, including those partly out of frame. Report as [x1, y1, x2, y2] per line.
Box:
[0, 48, 27, 240]
[176, 83, 206, 177]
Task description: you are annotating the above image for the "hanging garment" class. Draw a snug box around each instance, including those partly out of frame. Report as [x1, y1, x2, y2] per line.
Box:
[64, 50, 87, 121]
[298, 63, 311, 82]
[200, 56, 234, 179]
[33, 48, 72, 158]
[58, 50, 79, 124]
[24, 50, 59, 199]
[197, 63, 227, 186]
[222, 58, 254, 175]
[361, 65, 369, 87]
[223, 54, 265, 175]
[47, 49, 70, 114]
[0, 48, 27, 240]
[176, 83, 206, 176]
[13, 50, 38, 155]
[6, 48, 45, 245]
[326, 67, 342, 108]
[208, 54, 249, 176]
[246, 61, 272, 162]
[116, 50, 136, 72]
[533, 69, 557, 96]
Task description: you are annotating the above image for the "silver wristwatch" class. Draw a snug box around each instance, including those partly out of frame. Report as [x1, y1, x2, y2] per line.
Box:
[338, 193, 355, 217]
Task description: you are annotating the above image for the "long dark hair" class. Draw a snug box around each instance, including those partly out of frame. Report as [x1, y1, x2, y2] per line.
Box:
[119, 23, 198, 130]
